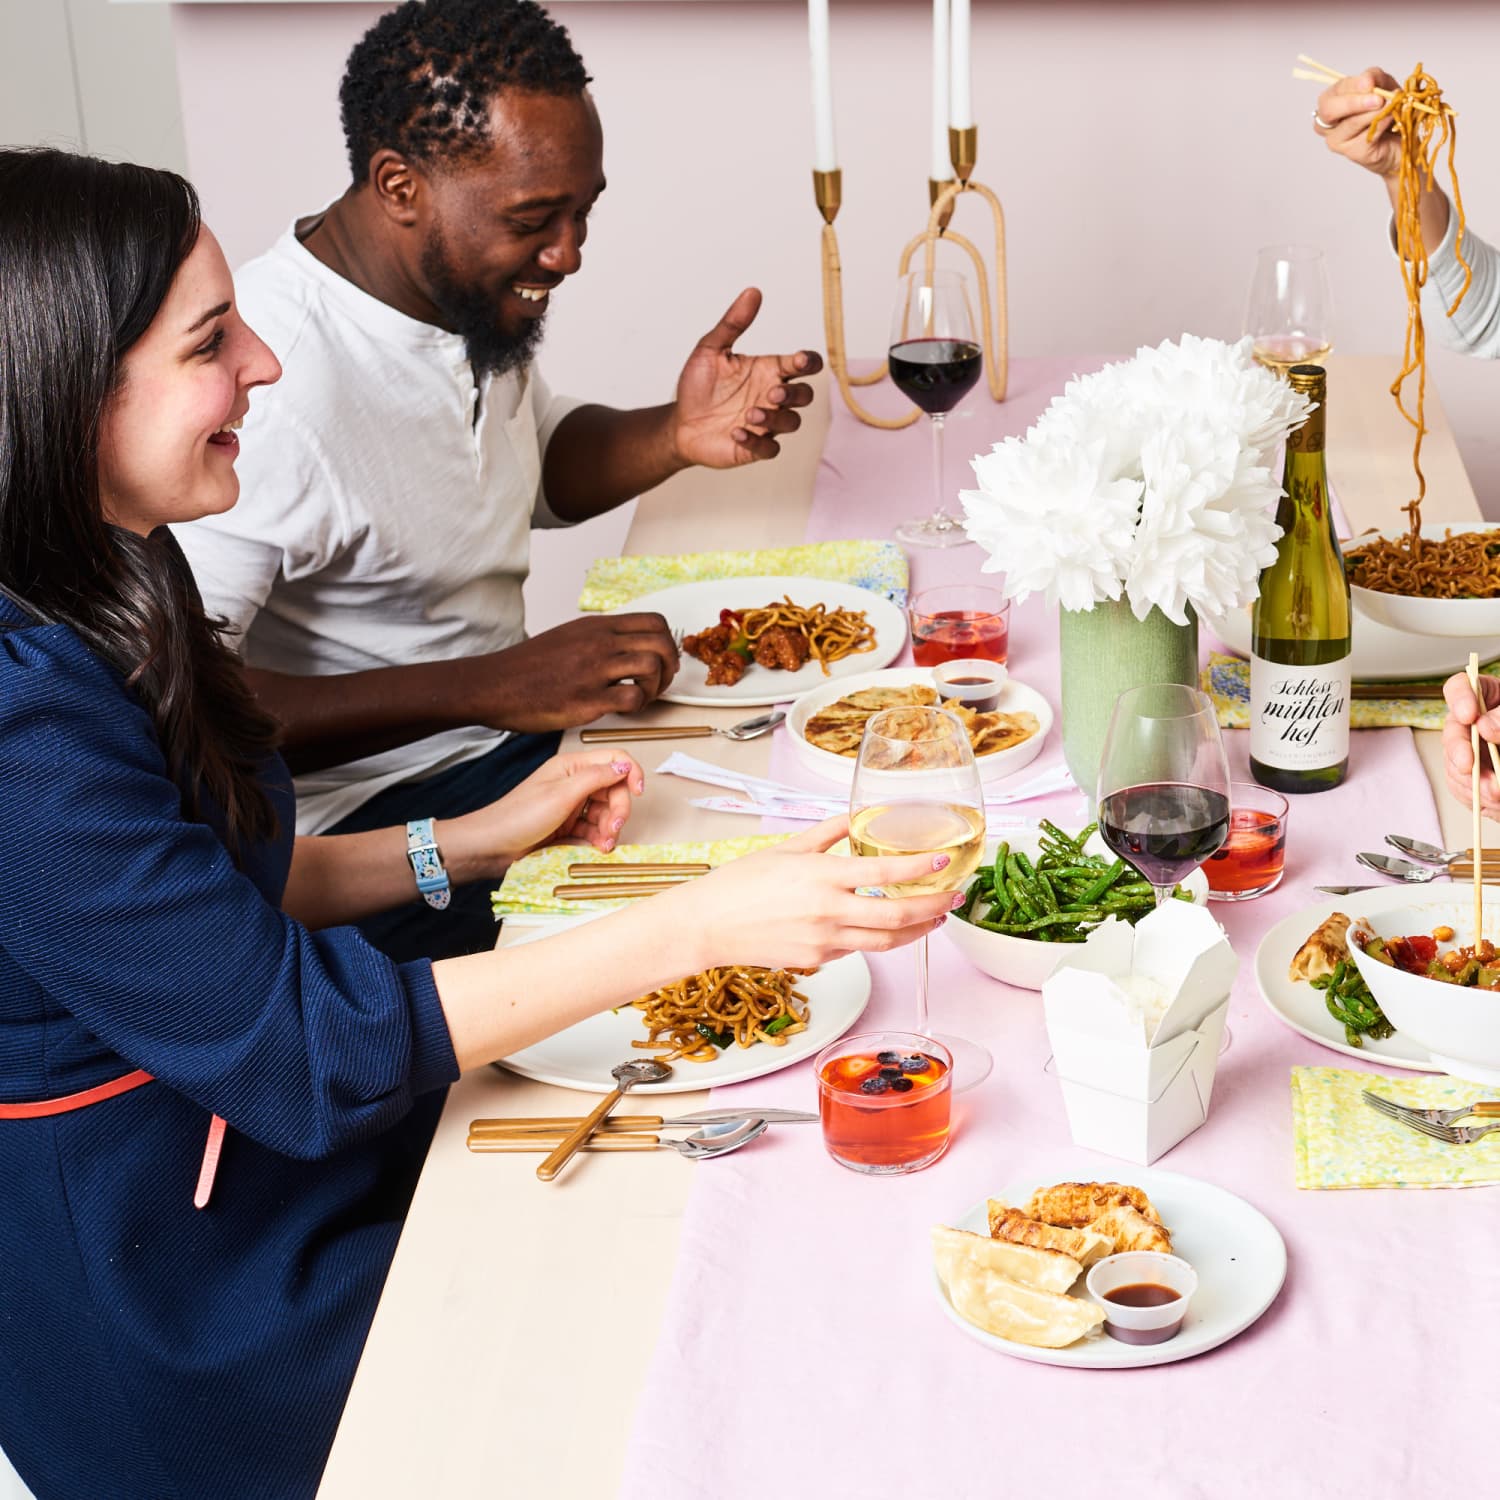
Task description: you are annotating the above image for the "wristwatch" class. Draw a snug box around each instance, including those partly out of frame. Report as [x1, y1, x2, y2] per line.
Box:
[405, 818, 451, 910]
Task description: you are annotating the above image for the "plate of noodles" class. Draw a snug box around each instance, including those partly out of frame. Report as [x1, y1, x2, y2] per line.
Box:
[627, 576, 906, 707]
[1346, 524, 1500, 639]
[494, 931, 872, 1093]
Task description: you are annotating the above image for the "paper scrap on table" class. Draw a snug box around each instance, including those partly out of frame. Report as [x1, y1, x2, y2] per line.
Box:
[654, 752, 1077, 822]
[686, 795, 1044, 833]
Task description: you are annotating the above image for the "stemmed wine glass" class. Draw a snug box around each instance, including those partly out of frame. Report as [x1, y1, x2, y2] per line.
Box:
[888, 268, 983, 548]
[1097, 684, 1232, 907]
[1244, 244, 1333, 377]
[850, 706, 991, 1089]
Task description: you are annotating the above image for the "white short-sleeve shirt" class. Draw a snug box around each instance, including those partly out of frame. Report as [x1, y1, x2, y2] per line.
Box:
[174, 223, 579, 833]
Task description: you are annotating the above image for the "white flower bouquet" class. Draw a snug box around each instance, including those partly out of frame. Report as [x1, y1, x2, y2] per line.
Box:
[959, 336, 1314, 624]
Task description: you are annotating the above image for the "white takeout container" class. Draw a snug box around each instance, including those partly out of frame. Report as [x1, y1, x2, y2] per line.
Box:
[1042, 902, 1237, 1164]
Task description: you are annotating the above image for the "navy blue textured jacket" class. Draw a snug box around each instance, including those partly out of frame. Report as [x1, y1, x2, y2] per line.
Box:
[0, 594, 460, 1498]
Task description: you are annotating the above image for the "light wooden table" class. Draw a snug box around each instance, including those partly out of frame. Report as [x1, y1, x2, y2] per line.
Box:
[318, 357, 1482, 1499]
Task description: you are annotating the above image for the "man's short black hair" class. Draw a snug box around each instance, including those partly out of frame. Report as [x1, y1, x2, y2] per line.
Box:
[339, 0, 592, 184]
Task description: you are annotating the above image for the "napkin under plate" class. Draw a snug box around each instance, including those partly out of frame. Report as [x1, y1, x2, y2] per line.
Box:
[578, 539, 908, 612]
[1202, 653, 1500, 732]
[490, 834, 789, 918]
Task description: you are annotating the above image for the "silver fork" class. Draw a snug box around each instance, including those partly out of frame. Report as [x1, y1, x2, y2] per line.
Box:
[1361, 1088, 1500, 1129]
[1380, 1113, 1500, 1146]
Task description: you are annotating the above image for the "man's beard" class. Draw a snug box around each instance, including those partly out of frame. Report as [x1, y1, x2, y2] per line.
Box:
[420, 227, 547, 379]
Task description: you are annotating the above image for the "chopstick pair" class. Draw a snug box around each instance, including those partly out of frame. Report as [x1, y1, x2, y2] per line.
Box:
[1292, 54, 1445, 116]
[552, 861, 710, 901]
[467, 1133, 666, 1154]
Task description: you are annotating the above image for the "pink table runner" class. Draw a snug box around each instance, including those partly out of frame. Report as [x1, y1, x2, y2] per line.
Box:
[621, 362, 1486, 1499]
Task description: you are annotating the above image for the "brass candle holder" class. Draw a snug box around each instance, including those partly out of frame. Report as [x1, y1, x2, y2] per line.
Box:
[816, 125, 1008, 430]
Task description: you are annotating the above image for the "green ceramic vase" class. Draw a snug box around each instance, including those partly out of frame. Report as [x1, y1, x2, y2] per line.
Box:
[1058, 599, 1199, 805]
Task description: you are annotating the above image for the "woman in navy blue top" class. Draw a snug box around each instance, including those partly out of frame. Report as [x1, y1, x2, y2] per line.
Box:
[0, 151, 954, 1499]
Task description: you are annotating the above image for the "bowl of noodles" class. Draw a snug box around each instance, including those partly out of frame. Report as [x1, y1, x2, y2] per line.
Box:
[1346, 524, 1500, 639]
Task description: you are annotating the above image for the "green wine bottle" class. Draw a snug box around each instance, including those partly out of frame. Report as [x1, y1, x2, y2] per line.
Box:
[1250, 364, 1351, 793]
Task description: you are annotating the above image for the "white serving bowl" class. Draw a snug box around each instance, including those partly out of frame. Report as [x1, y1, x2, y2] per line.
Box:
[1348, 524, 1500, 639]
[1344, 887, 1500, 1086]
[786, 665, 1053, 788]
[941, 832, 1209, 991]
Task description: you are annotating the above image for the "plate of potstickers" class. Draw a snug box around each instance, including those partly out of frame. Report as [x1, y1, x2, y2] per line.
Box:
[1254, 895, 1440, 1072]
[495, 925, 871, 1093]
[787, 667, 1051, 786]
[626, 576, 907, 707]
[932, 1166, 1286, 1368]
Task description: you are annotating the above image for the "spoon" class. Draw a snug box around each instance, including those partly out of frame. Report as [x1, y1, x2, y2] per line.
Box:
[656, 1117, 768, 1158]
[469, 1118, 769, 1159]
[1386, 834, 1471, 866]
[535, 1058, 672, 1181]
[1355, 852, 1443, 883]
[579, 711, 784, 744]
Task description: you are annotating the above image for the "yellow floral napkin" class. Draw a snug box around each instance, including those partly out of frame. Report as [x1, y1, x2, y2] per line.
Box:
[490, 835, 789, 918]
[1291, 1067, 1500, 1189]
[578, 539, 908, 612]
[1201, 652, 1500, 732]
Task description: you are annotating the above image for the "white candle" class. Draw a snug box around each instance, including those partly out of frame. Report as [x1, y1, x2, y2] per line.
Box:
[931, 0, 950, 179]
[808, 0, 837, 172]
[950, 0, 972, 129]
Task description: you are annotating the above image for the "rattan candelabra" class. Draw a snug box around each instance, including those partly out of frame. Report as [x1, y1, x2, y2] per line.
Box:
[816, 125, 1008, 429]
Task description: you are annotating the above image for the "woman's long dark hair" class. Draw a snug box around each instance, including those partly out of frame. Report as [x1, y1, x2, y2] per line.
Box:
[0, 148, 280, 851]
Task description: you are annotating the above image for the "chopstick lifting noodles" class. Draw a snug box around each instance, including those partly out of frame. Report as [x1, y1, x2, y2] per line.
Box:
[1294, 59, 1484, 594]
[1470, 653, 1484, 951]
[629, 966, 816, 1061]
[1331, 63, 1482, 596]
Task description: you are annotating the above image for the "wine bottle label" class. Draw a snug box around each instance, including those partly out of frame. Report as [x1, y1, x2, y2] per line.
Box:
[1250, 656, 1351, 769]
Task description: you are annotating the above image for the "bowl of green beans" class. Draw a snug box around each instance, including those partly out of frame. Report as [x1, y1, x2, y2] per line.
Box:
[943, 820, 1208, 990]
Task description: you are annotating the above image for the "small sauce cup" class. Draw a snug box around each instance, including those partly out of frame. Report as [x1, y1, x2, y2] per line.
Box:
[932, 658, 1008, 713]
[1085, 1251, 1198, 1345]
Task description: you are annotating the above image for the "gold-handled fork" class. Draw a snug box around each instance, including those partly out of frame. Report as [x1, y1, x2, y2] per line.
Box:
[1362, 1089, 1500, 1129]
[1361, 1090, 1500, 1144]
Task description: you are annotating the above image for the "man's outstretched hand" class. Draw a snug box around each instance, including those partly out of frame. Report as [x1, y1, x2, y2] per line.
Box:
[670, 288, 823, 467]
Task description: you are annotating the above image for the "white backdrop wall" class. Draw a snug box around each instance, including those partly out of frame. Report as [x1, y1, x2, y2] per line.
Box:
[168, 2, 1500, 511]
[21, 1, 1493, 629]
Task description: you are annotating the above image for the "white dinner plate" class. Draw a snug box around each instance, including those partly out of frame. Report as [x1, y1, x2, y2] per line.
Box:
[494, 935, 871, 1094]
[1204, 603, 1495, 683]
[626, 576, 907, 707]
[786, 665, 1053, 787]
[1253, 895, 1440, 1072]
[933, 1163, 1287, 1369]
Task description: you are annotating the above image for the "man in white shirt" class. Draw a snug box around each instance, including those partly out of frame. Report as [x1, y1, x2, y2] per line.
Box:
[177, 0, 821, 960]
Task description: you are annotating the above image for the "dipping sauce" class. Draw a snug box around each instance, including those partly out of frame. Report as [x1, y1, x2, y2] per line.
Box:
[1085, 1251, 1197, 1346]
[932, 658, 1008, 712]
[1104, 1283, 1181, 1308]
[1101, 1282, 1186, 1345]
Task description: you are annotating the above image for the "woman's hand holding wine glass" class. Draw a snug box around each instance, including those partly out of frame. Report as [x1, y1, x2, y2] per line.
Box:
[850, 706, 992, 1088]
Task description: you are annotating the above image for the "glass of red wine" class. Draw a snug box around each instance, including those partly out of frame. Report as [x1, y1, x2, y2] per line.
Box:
[1096, 684, 1231, 907]
[888, 268, 983, 548]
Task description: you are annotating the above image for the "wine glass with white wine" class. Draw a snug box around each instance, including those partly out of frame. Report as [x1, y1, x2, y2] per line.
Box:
[1244, 244, 1333, 376]
[849, 706, 990, 1089]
